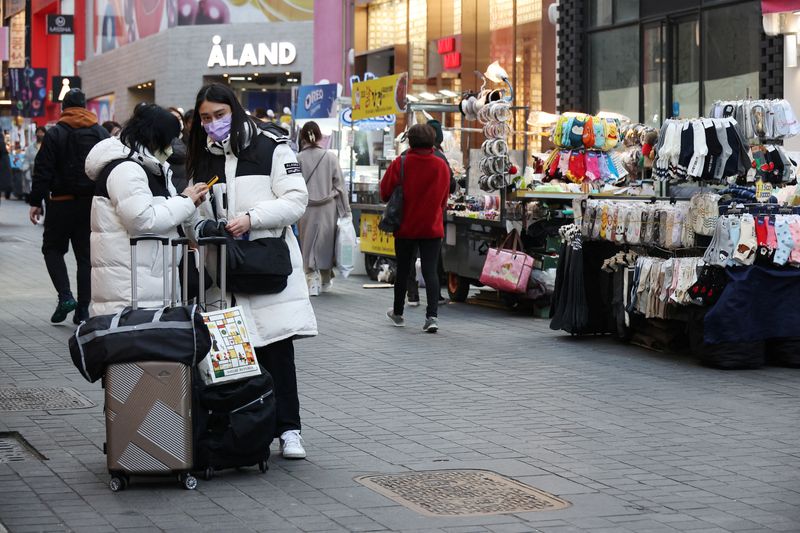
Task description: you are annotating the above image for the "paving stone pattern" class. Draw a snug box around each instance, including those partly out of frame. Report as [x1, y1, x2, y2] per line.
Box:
[0, 200, 799, 533]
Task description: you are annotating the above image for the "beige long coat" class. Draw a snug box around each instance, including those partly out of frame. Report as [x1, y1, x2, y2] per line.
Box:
[296, 147, 350, 271]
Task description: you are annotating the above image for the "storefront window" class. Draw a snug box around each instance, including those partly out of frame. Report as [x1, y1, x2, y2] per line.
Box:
[702, 2, 760, 111]
[589, 0, 638, 28]
[515, 0, 543, 149]
[409, 0, 427, 87]
[588, 26, 639, 119]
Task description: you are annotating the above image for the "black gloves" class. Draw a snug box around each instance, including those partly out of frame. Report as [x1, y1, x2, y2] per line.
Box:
[198, 219, 226, 238]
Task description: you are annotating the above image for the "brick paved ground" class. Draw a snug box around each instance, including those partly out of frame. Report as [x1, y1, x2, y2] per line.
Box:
[0, 199, 799, 533]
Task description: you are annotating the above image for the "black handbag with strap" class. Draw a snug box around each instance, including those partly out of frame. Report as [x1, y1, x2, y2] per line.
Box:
[222, 228, 292, 295]
[379, 154, 406, 233]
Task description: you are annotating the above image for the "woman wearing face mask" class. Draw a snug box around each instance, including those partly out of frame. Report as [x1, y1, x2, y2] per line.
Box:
[186, 83, 317, 460]
[21, 127, 46, 202]
[84, 104, 208, 316]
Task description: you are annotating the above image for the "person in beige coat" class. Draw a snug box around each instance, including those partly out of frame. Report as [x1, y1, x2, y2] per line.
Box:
[296, 121, 351, 295]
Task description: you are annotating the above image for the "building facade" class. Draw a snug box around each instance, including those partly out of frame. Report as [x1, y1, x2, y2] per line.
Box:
[78, 1, 315, 121]
[557, 0, 780, 126]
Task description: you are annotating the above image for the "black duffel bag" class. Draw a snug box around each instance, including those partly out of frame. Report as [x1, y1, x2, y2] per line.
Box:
[69, 305, 212, 383]
[225, 228, 292, 294]
[194, 367, 276, 478]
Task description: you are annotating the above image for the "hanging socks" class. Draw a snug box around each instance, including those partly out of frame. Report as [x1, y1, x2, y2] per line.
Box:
[734, 214, 757, 265]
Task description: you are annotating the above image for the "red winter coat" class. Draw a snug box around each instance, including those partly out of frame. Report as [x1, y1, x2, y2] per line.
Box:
[379, 148, 450, 239]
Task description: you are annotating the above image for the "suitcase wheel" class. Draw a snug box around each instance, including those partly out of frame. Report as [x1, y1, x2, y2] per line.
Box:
[203, 467, 214, 481]
[109, 475, 128, 492]
[258, 460, 268, 473]
[179, 473, 198, 490]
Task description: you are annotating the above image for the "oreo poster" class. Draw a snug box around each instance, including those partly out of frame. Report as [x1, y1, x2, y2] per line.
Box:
[8, 68, 47, 118]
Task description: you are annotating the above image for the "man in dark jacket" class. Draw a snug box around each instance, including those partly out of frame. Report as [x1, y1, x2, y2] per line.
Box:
[29, 89, 109, 324]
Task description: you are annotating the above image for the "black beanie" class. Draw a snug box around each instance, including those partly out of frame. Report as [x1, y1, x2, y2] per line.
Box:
[427, 119, 444, 147]
[62, 88, 86, 109]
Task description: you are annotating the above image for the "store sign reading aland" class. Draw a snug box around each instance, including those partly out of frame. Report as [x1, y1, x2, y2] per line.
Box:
[207, 35, 296, 67]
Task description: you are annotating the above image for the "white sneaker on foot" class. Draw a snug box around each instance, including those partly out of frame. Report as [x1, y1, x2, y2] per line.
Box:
[308, 272, 321, 297]
[280, 430, 306, 459]
[321, 279, 333, 293]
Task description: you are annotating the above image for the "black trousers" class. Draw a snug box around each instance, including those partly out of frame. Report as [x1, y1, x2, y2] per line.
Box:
[42, 197, 92, 305]
[255, 338, 300, 437]
[394, 238, 441, 318]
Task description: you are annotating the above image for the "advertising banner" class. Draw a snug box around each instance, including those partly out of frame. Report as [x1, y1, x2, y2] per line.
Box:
[94, 0, 312, 55]
[351, 73, 408, 121]
[8, 68, 47, 118]
[87, 94, 116, 123]
[295, 83, 338, 119]
[359, 212, 396, 256]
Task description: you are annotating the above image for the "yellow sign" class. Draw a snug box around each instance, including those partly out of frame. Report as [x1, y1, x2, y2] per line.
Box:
[755, 180, 773, 203]
[351, 73, 408, 121]
[359, 212, 396, 256]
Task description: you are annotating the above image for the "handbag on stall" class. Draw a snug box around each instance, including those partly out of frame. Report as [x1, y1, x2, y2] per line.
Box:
[479, 230, 534, 294]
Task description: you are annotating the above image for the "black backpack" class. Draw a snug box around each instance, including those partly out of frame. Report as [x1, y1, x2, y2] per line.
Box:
[58, 124, 107, 196]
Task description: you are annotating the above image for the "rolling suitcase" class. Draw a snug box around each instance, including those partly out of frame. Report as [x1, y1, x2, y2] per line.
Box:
[104, 235, 201, 492]
[191, 236, 276, 480]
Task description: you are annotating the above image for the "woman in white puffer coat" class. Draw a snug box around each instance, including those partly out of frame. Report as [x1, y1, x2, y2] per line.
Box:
[185, 83, 317, 461]
[84, 104, 207, 316]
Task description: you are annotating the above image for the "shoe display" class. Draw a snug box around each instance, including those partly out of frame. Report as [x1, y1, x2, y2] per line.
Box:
[51, 298, 77, 323]
[386, 309, 405, 327]
[73, 304, 90, 325]
[423, 316, 439, 333]
[280, 430, 306, 459]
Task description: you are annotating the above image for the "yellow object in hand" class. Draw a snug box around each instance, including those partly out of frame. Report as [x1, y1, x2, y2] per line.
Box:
[207, 175, 219, 187]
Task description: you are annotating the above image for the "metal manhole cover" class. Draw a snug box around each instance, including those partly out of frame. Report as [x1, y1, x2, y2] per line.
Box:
[0, 387, 94, 411]
[356, 469, 571, 517]
[0, 432, 47, 463]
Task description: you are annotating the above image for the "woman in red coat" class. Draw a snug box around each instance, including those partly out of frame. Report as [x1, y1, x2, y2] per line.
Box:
[380, 124, 451, 332]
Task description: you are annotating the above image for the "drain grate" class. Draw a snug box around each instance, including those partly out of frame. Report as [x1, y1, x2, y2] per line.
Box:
[0, 432, 47, 463]
[356, 469, 571, 517]
[0, 387, 94, 411]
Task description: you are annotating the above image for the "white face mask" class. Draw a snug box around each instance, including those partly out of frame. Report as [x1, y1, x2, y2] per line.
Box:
[153, 145, 174, 163]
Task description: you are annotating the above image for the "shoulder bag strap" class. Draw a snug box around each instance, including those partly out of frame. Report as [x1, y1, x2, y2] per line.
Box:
[303, 151, 327, 184]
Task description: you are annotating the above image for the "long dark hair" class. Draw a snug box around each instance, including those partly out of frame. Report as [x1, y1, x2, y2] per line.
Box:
[186, 83, 254, 181]
[299, 121, 322, 150]
[120, 104, 180, 153]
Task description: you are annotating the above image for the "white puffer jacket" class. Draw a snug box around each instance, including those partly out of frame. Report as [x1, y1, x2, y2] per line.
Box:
[85, 137, 196, 316]
[189, 126, 317, 347]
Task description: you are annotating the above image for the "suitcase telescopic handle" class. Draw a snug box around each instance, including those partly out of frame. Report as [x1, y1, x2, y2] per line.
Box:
[171, 238, 193, 306]
[196, 237, 228, 310]
[130, 234, 171, 310]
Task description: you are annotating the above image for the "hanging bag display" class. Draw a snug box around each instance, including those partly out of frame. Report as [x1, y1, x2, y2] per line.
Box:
[479, 230, 534, 294]
[378, 154, 406, 233]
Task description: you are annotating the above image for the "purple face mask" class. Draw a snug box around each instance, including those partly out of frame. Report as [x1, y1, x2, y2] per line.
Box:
[203, 114, 232, 142]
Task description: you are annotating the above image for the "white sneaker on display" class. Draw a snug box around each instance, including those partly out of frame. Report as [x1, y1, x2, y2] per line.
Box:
[280, 430, 306, 459]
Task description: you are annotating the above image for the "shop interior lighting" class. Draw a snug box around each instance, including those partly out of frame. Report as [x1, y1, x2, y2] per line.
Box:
[247, 77, 252, 81]
[786, 33, 798, 68]
[228, 76, 246, 81]
[223, 73, 229, 78]
[253, 73, 259, 77]
[419, 92, 437, 100]
[0, 100, 12, 105]
[438, 89, 458, 97]
[285, 71, 291, 75]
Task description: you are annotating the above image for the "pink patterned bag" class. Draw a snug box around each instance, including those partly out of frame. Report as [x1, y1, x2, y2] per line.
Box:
[479, 230, 534, 294]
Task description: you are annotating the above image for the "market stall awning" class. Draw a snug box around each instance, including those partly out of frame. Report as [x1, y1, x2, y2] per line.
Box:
[762, 0, 800, 14]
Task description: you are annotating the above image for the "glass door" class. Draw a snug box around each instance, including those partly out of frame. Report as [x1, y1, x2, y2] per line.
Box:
[642, 22, 665, 127]
[670, 16, 700, 119]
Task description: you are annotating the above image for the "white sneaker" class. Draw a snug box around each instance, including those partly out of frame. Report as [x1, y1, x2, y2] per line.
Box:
[321, 279, 333, 293]
[280, 430, 306, 459]
[308, 272, 321, 297]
